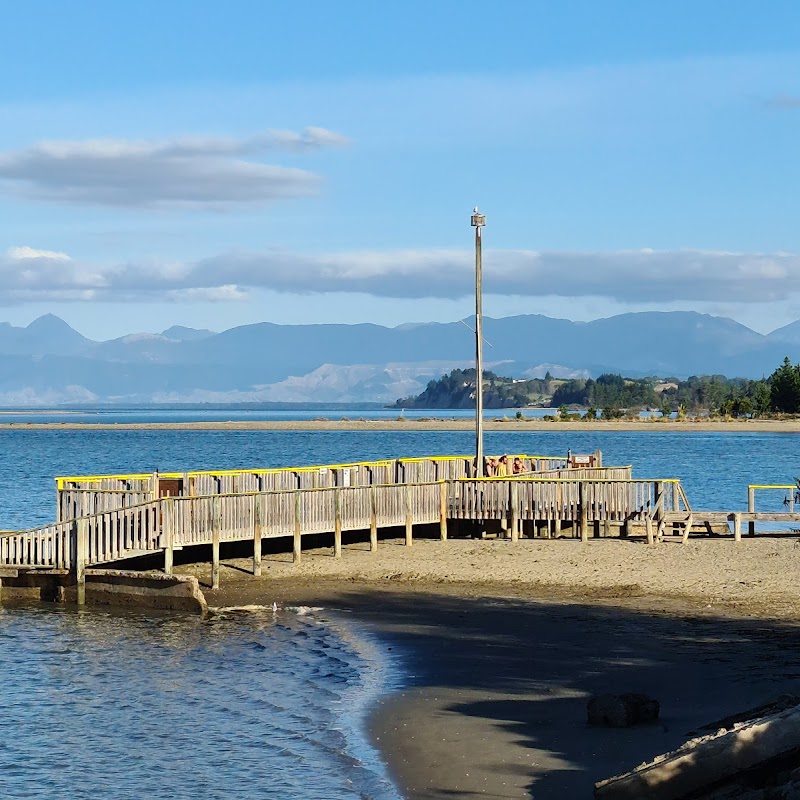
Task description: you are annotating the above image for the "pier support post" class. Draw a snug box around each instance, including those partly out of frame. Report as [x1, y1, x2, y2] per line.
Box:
[334, 489, 342, 559]
[369, 486, 378, 553]
[405, 484, 413, 546]
[439, 482, 448, 541]
[645, 515, 654, 546]
[293, 491, 302, 564]
[734, 512, 742, 543]
[510, 481, 519, 542]
[253, 494, 262, 577]
[76, 518, 88, 606]
[748, 487, 756, 536]
[211, 496, 220, 590]
[579, 483, 589, 543]
[672, 481, 680, 535]
[163, 498, 173, 576]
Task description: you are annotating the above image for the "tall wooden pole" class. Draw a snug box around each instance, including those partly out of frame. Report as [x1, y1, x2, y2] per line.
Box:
[472, 208, 486, 477]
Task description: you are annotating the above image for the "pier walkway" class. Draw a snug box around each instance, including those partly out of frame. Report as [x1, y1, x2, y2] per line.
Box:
[1, 453, 799, 604]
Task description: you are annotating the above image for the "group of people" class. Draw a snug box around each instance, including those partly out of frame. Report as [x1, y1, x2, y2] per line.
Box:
[482, 454, 527, 477]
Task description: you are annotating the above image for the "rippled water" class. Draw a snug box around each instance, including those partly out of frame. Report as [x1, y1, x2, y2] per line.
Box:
[0, 603, 401, 800]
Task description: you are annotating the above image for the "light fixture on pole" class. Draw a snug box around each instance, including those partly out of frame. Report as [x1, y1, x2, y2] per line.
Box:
[471, 207, 486, 477]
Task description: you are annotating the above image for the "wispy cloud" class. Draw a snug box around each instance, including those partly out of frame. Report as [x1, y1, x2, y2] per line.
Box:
[0, 127, 347, 209]
[2, 245, 800, 306]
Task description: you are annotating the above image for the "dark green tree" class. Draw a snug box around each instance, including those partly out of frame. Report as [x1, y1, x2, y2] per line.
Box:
[769, 357, 800, 413]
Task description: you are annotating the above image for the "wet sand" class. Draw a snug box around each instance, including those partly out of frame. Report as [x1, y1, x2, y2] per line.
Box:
[2, 418, 800, 432]
[191, 536, 800, 798]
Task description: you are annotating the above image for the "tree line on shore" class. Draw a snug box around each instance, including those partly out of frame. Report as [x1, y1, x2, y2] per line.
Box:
[394, 358, 800, 417]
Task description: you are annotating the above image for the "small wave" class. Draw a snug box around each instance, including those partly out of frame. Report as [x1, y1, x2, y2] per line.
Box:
[285, 605, 324, 615]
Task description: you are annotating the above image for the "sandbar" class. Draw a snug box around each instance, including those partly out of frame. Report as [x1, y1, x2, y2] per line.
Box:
[189, 535, 800, 798]
[1, 418, 800, 432]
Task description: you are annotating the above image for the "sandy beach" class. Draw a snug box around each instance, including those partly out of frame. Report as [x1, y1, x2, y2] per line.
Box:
[2, 417, 800, 432]
[188, 534, 800, 798]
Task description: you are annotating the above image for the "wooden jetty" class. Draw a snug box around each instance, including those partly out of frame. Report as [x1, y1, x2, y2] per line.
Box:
[2, 451, 800, 605]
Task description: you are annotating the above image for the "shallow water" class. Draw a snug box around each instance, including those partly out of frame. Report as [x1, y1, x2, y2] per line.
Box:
[0, 603, 401, 800]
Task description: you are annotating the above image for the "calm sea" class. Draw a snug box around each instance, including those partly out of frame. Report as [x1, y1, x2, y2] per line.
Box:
[1, 420, 800, 798]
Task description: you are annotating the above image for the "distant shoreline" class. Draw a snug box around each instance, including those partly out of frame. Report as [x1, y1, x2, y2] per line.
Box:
[1, 418, 800, 432]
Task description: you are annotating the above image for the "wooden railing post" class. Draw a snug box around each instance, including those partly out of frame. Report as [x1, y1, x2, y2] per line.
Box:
[748, 486, 756, 536]
[655, 481, 666, 542]
[579, 483, 589, 543]
[439, 482, 448, 541]
[163, 498, 173, 575]
[734, 512, 742, 543]
[510, 481, 519, 543]
[211, 495, 221, 589]
[293, 491, 302, 564]
[334, 489, 342, 559]
[76, 518, 88, 605]
[405, 484, 413, 546]
[369, 486, 378, 553]
[253, 494, 262, 576]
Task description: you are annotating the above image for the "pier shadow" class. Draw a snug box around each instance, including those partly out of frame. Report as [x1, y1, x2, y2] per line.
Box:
[319, 588, 800, 800]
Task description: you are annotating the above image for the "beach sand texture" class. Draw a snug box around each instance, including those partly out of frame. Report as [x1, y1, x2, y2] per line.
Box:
[194, 536, 800, 798]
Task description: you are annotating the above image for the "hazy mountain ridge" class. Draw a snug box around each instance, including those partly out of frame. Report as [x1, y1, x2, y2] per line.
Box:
[0, 312, 796, 405]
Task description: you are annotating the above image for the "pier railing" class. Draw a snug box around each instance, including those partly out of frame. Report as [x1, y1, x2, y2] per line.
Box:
[6, 475, 685, 577]
[54, 453, 597, 520]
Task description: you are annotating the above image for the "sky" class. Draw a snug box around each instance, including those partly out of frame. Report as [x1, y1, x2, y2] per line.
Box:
[1, 0, 800, 339]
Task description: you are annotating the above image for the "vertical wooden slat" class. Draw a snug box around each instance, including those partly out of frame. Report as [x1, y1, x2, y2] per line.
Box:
[369, 486, 378, 552]
[163, 499, 173, 575]
[405, 484, 413, 546]
[293, 491, 302, 564]
[253, 494, 262, 576]
[334, 489, 342, 559]
[439, 481, 448, 541]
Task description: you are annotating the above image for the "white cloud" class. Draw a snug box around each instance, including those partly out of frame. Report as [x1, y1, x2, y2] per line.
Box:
[7, 246, 71, 261]
[2, 245, 800, 306]
[0, 127, 347, 209]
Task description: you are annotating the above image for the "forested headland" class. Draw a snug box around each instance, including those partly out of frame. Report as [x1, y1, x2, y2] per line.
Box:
[394, 358, 800, 417]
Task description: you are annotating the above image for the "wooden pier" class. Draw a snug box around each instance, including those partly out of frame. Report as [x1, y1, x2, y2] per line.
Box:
[2, 451, 799, 605]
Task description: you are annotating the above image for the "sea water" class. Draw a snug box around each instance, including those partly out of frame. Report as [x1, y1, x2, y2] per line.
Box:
[0, 602, 402, 800]
[1, 425, 800, 798]
[1, 426, 799, 530]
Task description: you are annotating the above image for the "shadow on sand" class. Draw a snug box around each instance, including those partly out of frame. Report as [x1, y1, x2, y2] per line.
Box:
[321, 588, 800, 799]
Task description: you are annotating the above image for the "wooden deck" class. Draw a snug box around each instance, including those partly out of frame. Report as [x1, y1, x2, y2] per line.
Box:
[3, 452, 799, 605]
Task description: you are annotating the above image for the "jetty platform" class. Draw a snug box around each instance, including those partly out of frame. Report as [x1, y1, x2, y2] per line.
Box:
[2, 451, 800, 606]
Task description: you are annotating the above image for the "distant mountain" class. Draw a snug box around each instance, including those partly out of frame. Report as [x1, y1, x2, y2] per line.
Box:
[769, 320, 800, 346]
[161, 325, 215, 342]
[0, 311, 796, 405]
[0, 314, 91, 357]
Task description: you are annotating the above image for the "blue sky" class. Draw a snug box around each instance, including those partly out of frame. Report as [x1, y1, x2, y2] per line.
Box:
[1, 0, 800, 338]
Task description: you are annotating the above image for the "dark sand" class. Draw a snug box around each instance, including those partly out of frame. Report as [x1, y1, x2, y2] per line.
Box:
[197, 541, 800, 800]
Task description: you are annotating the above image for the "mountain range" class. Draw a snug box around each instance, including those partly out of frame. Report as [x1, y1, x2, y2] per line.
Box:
[0, 312, 797, 405]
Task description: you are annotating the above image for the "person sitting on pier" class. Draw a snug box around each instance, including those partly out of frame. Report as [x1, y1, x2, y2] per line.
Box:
[512, 456, 525, 474]
[496, 455, 508, 477]
[486, 457, 497, 477]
